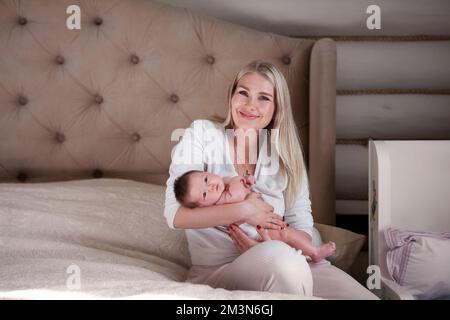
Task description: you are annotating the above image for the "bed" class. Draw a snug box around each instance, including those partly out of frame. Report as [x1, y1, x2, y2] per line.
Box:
[369, 140, 450, 300]
[0, 0, 376, 299]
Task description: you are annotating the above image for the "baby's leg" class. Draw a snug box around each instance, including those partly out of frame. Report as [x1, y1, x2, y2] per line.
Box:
[310, 242, 336, 263]
[279, 228, 336, 263]
[292, 238, 336, 263]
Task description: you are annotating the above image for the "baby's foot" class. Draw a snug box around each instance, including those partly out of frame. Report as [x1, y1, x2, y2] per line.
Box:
[311, 241, 336, 263]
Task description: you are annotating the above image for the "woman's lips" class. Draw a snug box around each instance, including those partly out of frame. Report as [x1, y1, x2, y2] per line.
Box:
[239, 110, 259, 120]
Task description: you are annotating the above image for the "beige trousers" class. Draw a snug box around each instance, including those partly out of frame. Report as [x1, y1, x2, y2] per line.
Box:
[187, 240, 314, 296]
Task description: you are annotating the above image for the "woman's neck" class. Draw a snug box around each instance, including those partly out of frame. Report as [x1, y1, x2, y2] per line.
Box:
[232, 128, 259, 165]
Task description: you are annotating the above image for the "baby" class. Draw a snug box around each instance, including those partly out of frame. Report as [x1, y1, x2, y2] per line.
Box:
[174, 170, 336, 263]
[174, 170, 255, 208]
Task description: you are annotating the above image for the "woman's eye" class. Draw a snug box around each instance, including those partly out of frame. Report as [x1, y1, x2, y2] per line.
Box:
[238, 90, 248, 96]
[204, 177, 208, 183]
[259, 96, 270, 101]
[203, 192, 206, 199]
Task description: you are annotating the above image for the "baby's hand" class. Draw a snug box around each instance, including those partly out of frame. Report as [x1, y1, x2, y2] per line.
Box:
[244, 175, 256, 187]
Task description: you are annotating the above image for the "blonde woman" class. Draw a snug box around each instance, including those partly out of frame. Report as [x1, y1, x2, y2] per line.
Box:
[164, 60, 316, 295]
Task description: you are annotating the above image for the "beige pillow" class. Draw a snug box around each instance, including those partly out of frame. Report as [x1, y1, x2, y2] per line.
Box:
[314, 223, 366, 272]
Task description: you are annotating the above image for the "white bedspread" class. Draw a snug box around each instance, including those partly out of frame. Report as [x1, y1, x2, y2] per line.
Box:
[0, 179, 318, 300]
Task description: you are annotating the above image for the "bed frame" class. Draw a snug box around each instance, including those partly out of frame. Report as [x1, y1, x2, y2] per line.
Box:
[368, 140, 450, 299]
[0, 0, 337, 225]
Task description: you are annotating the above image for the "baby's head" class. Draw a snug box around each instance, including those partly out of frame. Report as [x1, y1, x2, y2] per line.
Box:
[174, 170, 225, 208]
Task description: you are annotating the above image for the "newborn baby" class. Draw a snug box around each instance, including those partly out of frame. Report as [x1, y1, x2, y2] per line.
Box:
[175, 170, 255, 208]
[174, 170, 336, 263]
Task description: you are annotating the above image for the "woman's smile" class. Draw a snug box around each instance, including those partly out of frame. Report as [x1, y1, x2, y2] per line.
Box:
[238, 110, 260, 120]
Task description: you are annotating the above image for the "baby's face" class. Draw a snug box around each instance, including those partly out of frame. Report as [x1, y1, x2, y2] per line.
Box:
[187, 172, 225, 207]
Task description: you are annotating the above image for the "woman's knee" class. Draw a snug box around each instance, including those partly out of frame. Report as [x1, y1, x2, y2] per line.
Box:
[249, 240, 313, 295]
[250, 240, 296, 258]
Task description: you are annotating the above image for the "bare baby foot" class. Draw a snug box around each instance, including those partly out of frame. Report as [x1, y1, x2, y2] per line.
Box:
[311, 241, 336, 263]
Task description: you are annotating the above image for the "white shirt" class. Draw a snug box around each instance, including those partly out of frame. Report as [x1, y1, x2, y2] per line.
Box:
[164, 119, 313, 266]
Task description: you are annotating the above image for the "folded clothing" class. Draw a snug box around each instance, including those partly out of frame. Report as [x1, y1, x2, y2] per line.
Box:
[384, 227, 450, 299]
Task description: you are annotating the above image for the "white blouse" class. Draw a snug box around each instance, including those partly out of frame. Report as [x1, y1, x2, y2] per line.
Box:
[164, 119, 313, 266]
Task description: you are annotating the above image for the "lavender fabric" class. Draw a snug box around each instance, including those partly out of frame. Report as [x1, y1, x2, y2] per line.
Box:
[385, 227, 450, 285]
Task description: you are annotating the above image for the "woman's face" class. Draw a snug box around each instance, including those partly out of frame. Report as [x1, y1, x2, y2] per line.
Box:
[231, 72, 275, 131]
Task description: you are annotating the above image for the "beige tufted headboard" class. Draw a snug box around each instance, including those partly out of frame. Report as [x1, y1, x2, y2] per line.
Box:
[0, 0, 336, 225]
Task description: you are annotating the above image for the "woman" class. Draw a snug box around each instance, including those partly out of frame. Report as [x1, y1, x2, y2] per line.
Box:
[164, 60, 314, 296]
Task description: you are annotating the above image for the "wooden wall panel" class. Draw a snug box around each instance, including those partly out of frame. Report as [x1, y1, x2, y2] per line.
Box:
[337, 42, 450, 90]
[337, 95, 450, 140]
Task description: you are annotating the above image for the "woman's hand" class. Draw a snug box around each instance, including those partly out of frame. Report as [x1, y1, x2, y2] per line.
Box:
[262, 227, 290, 243]
[240, 192, 286, 229]
[228, 224, 268, 253]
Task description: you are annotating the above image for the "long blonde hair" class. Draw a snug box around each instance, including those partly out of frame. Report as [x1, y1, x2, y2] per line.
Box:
[220, 60, 307, 209]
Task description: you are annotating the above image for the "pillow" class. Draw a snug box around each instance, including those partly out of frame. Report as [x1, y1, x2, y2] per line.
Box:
[314, 223, 366, 272]
[385, 227, 450, 299]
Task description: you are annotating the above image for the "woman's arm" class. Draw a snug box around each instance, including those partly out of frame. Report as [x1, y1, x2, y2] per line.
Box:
[164, 120, 204, 229]
[174, 192, 283, 229]
[173, 202, 243, 229]
[283, 170, 314, 240]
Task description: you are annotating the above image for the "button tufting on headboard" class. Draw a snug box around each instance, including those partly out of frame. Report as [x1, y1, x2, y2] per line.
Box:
[94, 94, 104, 105]
[281, 55, 291, 65]
[55, 55, 65, 65]
[170, 94, 179, 103]
[17, 172, 27, 182]
[17, 95, 28, 106]
[129, 54, 140, 65]
[55, 132, 66, 144]
[92, 169, 103, 179]
[131, 132, 141, 142]
[94, 17, 103, 26]
[206, 55, 215, 65]
[17, 16, 27, 26]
